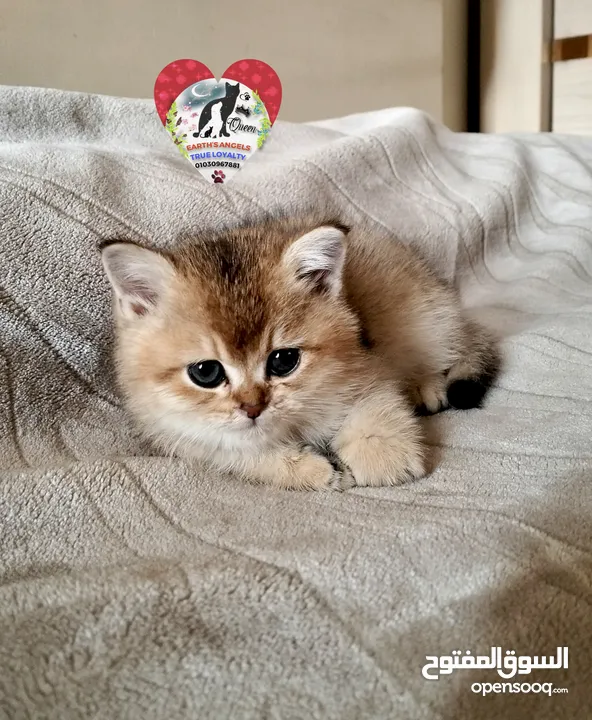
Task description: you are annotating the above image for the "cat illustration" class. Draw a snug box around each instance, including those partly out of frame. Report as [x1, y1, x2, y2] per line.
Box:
[196, 82, 240, 139]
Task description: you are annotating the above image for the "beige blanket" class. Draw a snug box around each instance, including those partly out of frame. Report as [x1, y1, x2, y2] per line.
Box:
[1, 86, 591, 718]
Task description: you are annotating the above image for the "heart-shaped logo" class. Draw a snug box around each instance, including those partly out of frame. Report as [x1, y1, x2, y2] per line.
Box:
[154, 59, 282, 184]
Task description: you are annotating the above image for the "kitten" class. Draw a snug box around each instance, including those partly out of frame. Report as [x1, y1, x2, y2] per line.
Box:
[101, 218, 499, 491]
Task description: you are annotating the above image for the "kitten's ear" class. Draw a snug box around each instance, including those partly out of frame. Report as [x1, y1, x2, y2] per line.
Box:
[283, 226, 347, 295]
[100, 242, 175, 319]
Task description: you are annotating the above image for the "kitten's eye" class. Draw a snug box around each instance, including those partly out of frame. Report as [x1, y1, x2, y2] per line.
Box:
[187, 360, 226, 388]
[266, 348, 301, 378]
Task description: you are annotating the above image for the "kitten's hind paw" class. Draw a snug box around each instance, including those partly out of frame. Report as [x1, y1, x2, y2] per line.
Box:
[446, 378, 489, 410]
[412, 374, 449, 416]
[444, 335, 501, 411]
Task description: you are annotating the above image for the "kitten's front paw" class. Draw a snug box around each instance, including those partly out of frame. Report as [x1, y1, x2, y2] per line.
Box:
[283, 450, 349, 492]
[328, 466, 356, 492]
[336, 432, 425, 488]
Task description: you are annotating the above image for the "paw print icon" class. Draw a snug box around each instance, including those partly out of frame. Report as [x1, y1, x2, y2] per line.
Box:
[212, 170, 225, 184]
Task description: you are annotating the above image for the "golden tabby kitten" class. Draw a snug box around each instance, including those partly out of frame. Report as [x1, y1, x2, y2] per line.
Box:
[101, 218, 499, 490]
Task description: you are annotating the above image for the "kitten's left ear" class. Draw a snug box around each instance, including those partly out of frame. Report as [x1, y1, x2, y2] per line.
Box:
[283, 226, 348, 296]
[100, 241, 175, 320]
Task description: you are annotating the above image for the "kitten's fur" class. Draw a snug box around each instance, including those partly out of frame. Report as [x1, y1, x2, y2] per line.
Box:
[101, 218, 499, 491]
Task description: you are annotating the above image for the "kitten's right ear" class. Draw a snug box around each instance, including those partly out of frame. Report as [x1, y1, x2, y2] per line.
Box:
[100, 242, 175, 319]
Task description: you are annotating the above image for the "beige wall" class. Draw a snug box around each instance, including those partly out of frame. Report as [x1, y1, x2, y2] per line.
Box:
[0, 0, 466, 127]
[480, 0, 553, 133]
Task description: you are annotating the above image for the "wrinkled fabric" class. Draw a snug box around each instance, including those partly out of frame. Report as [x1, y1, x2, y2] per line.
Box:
[0, 86, 591, 719]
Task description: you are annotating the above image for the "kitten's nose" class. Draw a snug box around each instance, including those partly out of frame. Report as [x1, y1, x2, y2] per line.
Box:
[240, 402, 264, 420]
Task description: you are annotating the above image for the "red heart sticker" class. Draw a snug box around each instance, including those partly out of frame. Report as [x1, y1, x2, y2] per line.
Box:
[154, 59, 282, 184]
[154, 59, 214, 125]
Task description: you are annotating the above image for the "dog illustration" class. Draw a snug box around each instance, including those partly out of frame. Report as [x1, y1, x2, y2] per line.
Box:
[196, 82, 240, 139]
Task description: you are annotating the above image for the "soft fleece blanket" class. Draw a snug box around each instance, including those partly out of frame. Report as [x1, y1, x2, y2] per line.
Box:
[1, 86, 591, 719]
